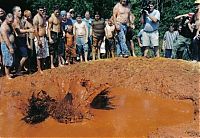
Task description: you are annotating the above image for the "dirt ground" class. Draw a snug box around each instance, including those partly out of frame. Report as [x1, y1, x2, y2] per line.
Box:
[0, 57, 199, 137]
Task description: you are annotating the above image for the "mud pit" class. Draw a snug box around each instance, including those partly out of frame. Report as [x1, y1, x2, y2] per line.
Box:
[0, 57, 199, 137]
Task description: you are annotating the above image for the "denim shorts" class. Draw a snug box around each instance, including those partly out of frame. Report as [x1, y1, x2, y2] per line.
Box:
[1, 42, 14, 67]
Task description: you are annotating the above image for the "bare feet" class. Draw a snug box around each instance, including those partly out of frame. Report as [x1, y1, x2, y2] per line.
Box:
[58, 64, 64, 67]
[51, 65, 55, 69]
[6, 75, 12, 80]
[37, 69, 43, 74]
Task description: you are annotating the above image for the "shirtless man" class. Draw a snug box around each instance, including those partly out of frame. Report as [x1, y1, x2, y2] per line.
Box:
[0, 13, 15, 79]
[48, 5, 63, 68]
[73, 14, 88, 62]
[12, 6, 34, 75]
[0, 8, 6, 70]
[113, 0, 135, 57]
[24, 10, 37, 73]
[33, 6, 49, 73]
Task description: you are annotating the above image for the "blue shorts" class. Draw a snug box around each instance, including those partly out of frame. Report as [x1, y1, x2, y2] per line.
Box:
[76, 37, 88, 54]
[1, 42, 14, 67]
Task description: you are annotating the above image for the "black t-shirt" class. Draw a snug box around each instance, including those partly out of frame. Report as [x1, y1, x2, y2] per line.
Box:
[179, 17, 193, 38]
[61, 19, 73, 31]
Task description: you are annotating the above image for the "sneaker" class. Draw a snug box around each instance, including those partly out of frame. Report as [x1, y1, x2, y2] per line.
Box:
[191, 60, 197, 63]
[123, 55, 129, 58]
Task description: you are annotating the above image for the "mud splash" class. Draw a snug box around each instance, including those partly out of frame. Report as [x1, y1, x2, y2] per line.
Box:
[21, 79, 111, 124]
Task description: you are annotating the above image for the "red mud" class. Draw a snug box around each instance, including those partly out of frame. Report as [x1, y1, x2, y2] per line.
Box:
[0, 57, 199, 137]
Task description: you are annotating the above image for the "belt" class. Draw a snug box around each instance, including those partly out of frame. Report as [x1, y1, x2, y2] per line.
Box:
[144, 30, 158, 33]
[51, 31, 62, 36]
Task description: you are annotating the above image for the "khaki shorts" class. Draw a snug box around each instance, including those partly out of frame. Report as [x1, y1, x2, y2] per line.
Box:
[142, 30, 159, 47]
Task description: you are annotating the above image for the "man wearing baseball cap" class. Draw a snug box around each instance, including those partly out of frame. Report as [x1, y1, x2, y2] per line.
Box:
[69, 9, 76, 24]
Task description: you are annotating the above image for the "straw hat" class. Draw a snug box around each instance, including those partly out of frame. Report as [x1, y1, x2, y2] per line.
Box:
[195, 0, 200, 4]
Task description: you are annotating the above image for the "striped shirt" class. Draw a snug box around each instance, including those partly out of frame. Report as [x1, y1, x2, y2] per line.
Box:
[163, 31, 179, 49]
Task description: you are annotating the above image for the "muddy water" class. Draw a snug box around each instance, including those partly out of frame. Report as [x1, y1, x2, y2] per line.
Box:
[0, 88, 194, 137]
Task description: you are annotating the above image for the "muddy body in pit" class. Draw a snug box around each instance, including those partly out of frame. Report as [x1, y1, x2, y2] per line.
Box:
[0, 57, 199, 137]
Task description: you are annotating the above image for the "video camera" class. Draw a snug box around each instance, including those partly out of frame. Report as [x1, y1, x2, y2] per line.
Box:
[141, 0, 150, 15]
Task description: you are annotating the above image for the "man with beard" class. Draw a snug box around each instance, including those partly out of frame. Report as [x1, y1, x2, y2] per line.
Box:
[1, 13, 15, 79]
[113, 0, 135, 57]
[48, 5, 64, 68]
[13, 6, 34, 75]
[33, 6, 49, 73]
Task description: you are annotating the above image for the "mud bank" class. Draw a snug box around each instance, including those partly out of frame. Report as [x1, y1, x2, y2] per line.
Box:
[0, 57, 199, 137]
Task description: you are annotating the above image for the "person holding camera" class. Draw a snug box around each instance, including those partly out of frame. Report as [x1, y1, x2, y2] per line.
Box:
[141, 1, 160, 58]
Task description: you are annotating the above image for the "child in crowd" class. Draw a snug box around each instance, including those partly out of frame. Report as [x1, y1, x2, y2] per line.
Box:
[65, 25, 76, 64]
[137, 29, 145, 56]
[105, 19, 115, 58]
[162, 24, 179, 58]
[126, 27, 136, 57]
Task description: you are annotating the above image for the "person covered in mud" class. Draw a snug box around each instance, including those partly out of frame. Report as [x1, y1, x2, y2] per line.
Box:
[13, 6, 34, 75]
[33, 5, 49, 73]
[65, 25, 76, 65]
[24, 10, 37, 73]
[73, 14, 88, 62]
[48, 5, 64, 68]
[113, 0, 135, 57]
[0, 13, 15, 79]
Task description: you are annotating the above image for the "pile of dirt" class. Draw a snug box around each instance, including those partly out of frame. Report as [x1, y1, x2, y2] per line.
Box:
[21, 79, 111, 124]
[0, 57, 199, 137]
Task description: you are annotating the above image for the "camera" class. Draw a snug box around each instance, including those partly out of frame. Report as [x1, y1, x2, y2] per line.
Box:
[141, 5, 150, 14]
